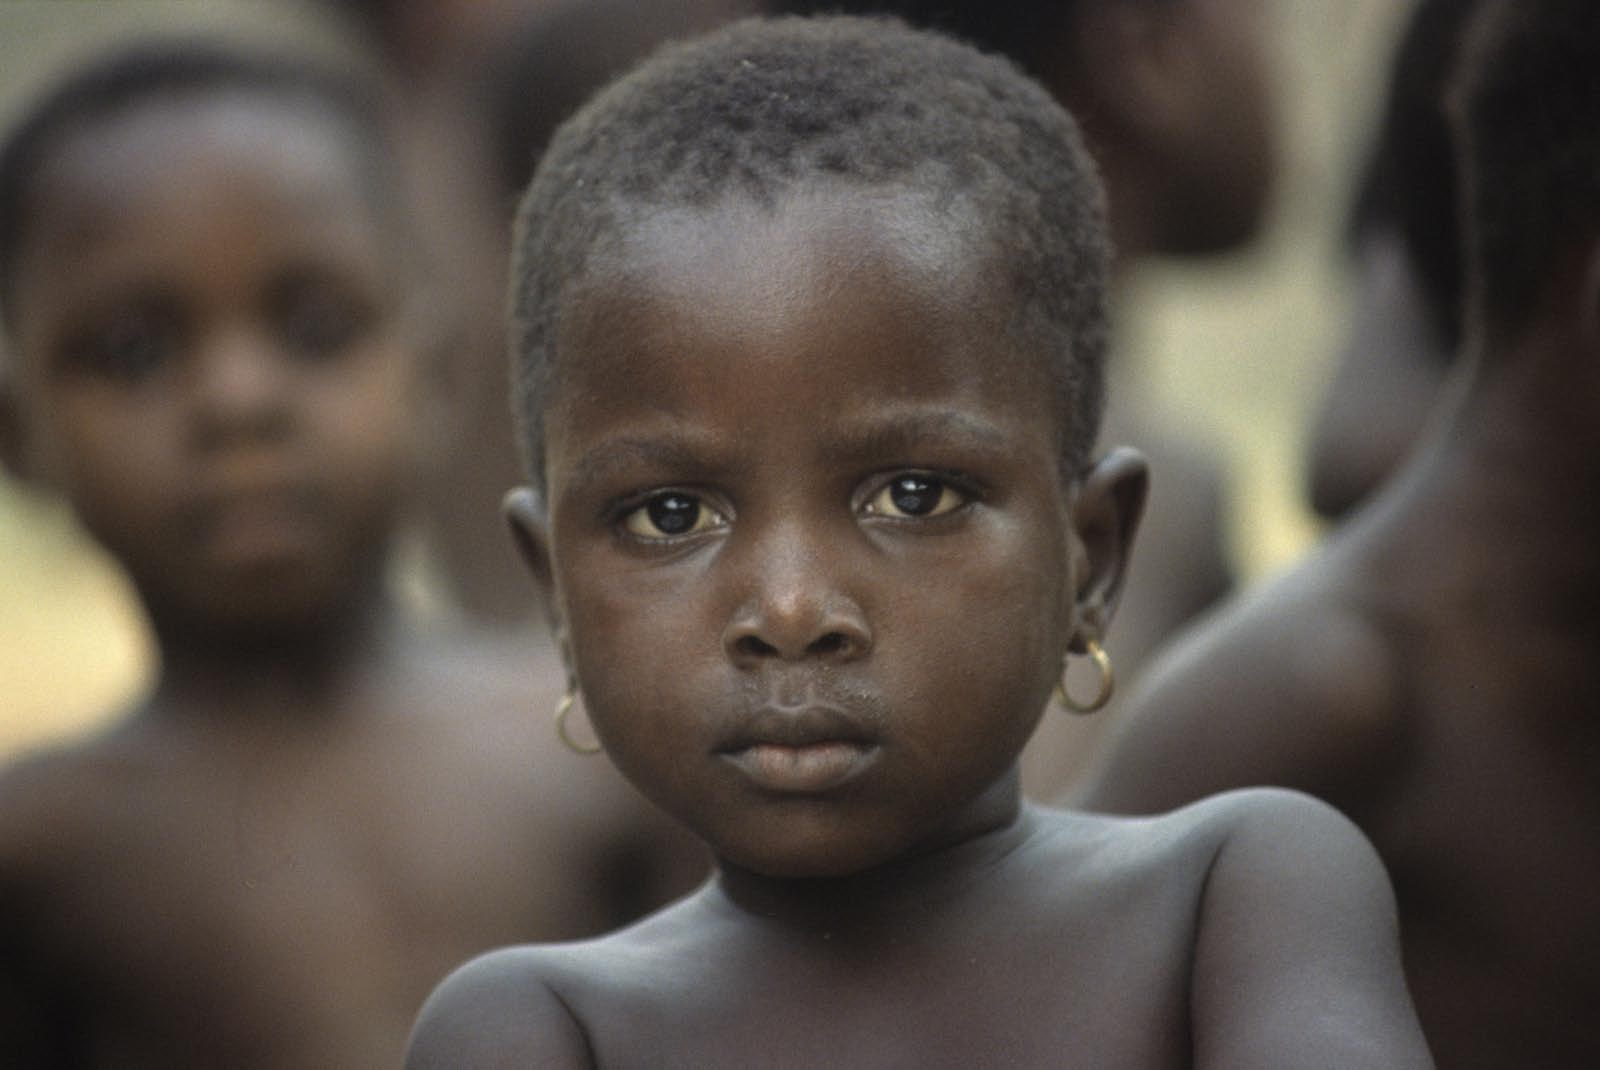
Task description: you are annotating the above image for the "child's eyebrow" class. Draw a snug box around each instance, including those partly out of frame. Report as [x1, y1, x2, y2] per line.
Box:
[821, 408, 1017, 464]
[559, 434, 723, 495]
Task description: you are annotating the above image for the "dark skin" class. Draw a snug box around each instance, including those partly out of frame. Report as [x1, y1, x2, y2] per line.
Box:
[1079, 241, 1600, 1067]
[1305, 229, 1454, 520]
[407, 187, 1432, 1068]
[0, 92, 703, 1068]
[1019, 0, 1273, 796]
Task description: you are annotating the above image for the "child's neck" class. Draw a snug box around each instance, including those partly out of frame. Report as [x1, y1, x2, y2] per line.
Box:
[145, 572, 400, 722]
[711, 786, 1037, 932]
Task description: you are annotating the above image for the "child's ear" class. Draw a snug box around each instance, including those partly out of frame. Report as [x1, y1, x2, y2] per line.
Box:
[504, 485, 564, 634]
[504, 485, 553, 588]
[1067, 446, 1148, 649]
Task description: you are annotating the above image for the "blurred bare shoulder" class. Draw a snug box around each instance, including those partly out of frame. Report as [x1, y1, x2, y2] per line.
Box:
[380, 623, 709, 931]
[0, 708, 153, 879]
[0, 713, 160, 1061]
[1079, 544, 1405, 817]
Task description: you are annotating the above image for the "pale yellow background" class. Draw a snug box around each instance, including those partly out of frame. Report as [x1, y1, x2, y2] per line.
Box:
[0, 0, 1414, 756]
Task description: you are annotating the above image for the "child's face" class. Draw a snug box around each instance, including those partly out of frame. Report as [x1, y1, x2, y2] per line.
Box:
[4, 92, 417, 631]
[518, 188, 1133, 879]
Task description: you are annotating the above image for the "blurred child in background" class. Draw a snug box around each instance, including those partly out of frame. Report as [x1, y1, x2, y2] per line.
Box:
[0, 39, 701, 1067]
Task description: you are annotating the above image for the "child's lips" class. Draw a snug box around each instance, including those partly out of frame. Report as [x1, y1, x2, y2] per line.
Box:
[191, 485, 323, 567]
[717, 702, 882, 793]
[721, 740, 881, 794]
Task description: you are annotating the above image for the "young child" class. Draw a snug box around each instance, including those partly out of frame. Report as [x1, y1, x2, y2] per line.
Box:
[1081, 1, 1600, 1065]
[0, 40, 702, 1067]
[406, 17, 1432, 1068]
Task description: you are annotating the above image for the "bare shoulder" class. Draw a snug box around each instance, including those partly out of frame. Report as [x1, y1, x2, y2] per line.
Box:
[376, 624, 612, 804]
[406, 944, 593, 1069]
[387, 622, 563, 731]
[380, 623, 709, 928]
[0, 723, 145, 1018]
[1177, 788, 1433, 1067]
[1058, 788, 1383, 881]
[1169, 785, 1387, 872]
[407, 889, 724, 1069]
[0, 748, 64, 884]
[0, 720, 141, 879]
[1056, 791, 1431, 1067]
[1079, 551, 1403, 814]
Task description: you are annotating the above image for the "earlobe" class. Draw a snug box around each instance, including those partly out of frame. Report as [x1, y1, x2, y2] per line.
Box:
[1068, 446, 1149, 649]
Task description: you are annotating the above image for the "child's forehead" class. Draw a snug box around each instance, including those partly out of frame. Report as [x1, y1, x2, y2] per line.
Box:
[37, 90, 368, 213]
[3, 93, 407, 363]
[546, 184, 1062, 448]
[578, 184, 1004, 332]
[15, 92, 396, 297]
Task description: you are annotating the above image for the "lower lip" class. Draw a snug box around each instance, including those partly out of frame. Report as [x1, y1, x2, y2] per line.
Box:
[205, 505, 319, 565]
[722, 742, 879, 794]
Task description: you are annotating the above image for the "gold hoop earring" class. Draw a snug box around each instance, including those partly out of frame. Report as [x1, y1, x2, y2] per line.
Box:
[1056, 637, 1114, 714]
[554, 685, 602, 755]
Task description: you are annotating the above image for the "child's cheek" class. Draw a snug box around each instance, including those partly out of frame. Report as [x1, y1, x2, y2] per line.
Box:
[562, 557, 700, 705]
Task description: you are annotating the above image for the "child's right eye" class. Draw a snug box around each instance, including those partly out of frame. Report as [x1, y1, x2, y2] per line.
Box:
[620, 492, 727, 539]
[62, 306, 181, 384]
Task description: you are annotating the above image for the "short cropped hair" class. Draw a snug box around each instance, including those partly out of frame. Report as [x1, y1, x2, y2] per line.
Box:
[1452, 0, 1600, 339]
[510, 15, 1110, 486]
[0, 38, 398, 340]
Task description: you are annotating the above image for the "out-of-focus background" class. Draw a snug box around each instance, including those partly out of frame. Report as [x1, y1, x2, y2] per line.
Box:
[0, 0, 1409, 756]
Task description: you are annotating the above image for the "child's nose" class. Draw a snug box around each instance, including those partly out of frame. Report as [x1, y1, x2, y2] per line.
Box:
[188, 329, 291, 442]
[721, 529, 873, 666]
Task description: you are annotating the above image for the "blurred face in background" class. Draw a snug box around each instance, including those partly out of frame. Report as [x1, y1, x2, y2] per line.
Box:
[6, 91, 420, 635]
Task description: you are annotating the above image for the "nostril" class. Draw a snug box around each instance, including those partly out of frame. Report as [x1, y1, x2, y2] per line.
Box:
[808, 632, 849, 657]
[724, 608, 872, 663]
[735, 634, 780, 659]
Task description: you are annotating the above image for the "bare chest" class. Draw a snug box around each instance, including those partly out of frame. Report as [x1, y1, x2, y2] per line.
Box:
[570, 889, 1199, 1069]
[15, 748, 575, 1067]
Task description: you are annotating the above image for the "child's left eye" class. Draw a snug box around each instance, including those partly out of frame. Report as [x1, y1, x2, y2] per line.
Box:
[864, 475, 968, 519]
[269, 273, 377, 361]
[621, 492, 726, 539]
